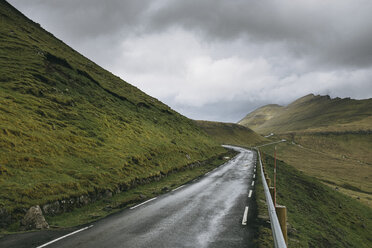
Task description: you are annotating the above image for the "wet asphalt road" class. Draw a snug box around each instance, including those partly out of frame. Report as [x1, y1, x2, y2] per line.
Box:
[1, 146, 257, 248]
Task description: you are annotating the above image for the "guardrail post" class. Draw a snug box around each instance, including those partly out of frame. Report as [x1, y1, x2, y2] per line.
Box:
[276, 205, 288, 245]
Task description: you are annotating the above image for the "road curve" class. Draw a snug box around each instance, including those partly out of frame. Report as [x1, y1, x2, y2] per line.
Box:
[2, 146, 257, 248]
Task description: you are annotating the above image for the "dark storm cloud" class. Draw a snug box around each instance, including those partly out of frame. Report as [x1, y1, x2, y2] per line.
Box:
[14, 0, 372, 69]
[9, 0, 155, 70]
[7, 0, 372, 122]
[10, 0, 372, 70]
[11, 0, 153, 40]
[148, 0, 372, 69]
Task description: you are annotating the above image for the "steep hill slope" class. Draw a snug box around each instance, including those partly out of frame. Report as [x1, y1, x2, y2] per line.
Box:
[238, 104, 283, 131]
[256, 152, 372, 247]
[239, 94, 372, 134]
[0, 0, 225, 225]
[195, 120, 266, 147]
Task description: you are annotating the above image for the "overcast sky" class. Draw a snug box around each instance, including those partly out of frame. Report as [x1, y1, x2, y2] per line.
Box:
[9, 0, 372, 122]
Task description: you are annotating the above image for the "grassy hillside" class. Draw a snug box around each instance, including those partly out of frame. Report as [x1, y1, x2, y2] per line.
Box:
[238, 104, 283, 131]
[195, 120, 267, 147]
[239, 94, 372, 206]
[239, 94, 372, 134]
[261, 134, 372, 207]
[256, 151, 372, 247]
[0, 0, 225, 224]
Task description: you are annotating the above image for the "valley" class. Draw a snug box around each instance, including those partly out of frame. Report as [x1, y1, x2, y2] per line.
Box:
[240, 94, 372, 206]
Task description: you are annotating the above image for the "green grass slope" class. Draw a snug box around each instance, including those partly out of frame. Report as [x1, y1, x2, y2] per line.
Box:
[257, 152, 372, 247]
[239, 94, 372, 134]
[238, 104, 283, 131]
[0, 0, 225, 220]
[265, 133, 372, 207]
[195, 120, 267, 147]
[239, 94, 372, 206]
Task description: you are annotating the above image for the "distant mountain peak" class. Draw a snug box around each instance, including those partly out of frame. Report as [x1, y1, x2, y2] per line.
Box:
[239, 94, 372, 133]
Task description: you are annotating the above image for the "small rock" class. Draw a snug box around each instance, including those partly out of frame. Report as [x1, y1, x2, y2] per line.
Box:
[79, 195, 90, 205]
[186, 154, 191, 160]
[139, 194, 146, 199]
[161, 187, 169, 192]
[21, 205, 49, 230]
[42, 201, 60, 216]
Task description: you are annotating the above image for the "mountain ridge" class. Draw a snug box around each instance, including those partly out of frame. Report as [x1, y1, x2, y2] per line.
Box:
[238, 94, 372, 134]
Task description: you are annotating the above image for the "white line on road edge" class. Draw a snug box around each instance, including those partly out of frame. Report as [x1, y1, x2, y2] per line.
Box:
[252, 181, 255, 186]
[172, 185, 185, 192]
[36, 225, 93, 248]
[205, 172, 210, 176]
[130, 197, 157, 210]
[248, 190, 253, 198]
[242, 206, 249, 225]
[253, 174, 256, 179]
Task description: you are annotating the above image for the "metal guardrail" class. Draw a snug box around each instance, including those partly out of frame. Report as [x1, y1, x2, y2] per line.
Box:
[257, 149, 287, 248]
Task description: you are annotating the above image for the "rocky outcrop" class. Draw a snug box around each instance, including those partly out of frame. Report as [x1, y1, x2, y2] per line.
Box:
[21, 205, 49, 230]
[42, 201, 60, 216]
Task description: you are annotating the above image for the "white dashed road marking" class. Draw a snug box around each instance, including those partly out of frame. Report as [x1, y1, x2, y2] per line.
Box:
[248, 190, 253, 198]
[172, 185, 185, 192]
[242, 207, 249, 225]
[130, 197, 157, 210]
[36, 225, 94, 248]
